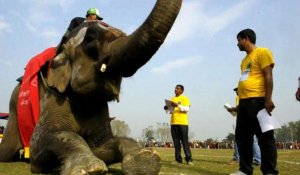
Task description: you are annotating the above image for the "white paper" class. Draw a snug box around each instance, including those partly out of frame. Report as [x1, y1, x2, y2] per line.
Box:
[224, 103, 236, 117]
[257, 109, 281, 133]
[165, 99, 174, 113]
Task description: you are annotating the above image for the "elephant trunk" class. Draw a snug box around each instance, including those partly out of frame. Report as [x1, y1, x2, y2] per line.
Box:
[107, 0, 182, 77]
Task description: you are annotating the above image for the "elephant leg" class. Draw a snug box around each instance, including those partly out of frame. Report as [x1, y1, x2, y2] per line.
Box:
[92, 137, 161, 175]
[30, 131, 108, 175]
[0, 85, 23, 162]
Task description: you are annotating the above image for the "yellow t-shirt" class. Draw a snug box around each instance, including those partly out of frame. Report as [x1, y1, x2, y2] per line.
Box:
[238, 47, 274, 99]
[170, 95, 190, 125]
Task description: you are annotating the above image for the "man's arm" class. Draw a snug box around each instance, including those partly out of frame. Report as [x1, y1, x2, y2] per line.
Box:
[171, 99, 190, 112]
[296, 77, 300, 101]
[263, 65, 275, 115]
[296, 89, 300, 101]
[169, 100, 190, 112]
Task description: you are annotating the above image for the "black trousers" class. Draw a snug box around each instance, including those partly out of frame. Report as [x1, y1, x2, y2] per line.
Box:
[236, 97, 278, 175]
[171, 125, 192, 163]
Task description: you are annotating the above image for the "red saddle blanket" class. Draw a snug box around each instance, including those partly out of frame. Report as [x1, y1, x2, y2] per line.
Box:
[17, 47, 56, 158]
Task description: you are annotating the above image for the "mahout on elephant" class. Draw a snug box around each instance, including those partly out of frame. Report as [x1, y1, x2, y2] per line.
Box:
[0, 0, 182, 174]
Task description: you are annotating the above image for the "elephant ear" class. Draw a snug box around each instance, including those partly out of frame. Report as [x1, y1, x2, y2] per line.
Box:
[47, 54, 71, 93]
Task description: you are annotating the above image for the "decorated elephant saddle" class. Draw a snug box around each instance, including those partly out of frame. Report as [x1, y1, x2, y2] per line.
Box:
[17, 47, 56, 158]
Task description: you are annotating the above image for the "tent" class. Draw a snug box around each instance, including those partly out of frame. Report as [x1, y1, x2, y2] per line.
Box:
[0, 113, 8, 134]
[0, 113, 8, 120]
[0, 113, 8, 141]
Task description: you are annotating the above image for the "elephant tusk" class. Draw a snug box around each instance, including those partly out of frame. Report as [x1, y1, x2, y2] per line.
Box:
[100, 63, 107, 73]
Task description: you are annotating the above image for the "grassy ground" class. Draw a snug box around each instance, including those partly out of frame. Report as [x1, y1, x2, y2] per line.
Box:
[0, 148, 299, 175]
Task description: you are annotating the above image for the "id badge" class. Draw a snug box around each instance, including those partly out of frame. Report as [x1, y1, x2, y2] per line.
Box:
[239, 68, 250, 81]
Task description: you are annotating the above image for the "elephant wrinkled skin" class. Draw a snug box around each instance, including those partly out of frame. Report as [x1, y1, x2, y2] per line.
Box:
[0, 0, 182, 174]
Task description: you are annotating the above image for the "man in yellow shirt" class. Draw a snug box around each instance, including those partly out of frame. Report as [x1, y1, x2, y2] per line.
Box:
[164, 84, 193, 165]
[230, 29, 278, 175]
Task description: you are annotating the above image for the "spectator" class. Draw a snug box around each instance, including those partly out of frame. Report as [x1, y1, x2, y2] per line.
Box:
[226, 88, 261, 166]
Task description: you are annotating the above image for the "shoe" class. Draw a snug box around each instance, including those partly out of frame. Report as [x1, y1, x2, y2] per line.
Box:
[187, 161, 194, 166]
[230, 170, 247, 175]
[228, 159, 238, 165]
[253, 161, 261, 166]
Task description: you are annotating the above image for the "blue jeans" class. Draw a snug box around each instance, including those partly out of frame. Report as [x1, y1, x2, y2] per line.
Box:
[233, 142, 239, 160]
[233, 135, 261, 163]
[253, 135, 261, 163]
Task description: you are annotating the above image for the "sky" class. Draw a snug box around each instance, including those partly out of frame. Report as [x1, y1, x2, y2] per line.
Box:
[1, 0, 300, 141]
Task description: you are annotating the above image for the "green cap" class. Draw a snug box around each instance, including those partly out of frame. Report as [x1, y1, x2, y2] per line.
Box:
[86, 8, 103, 20]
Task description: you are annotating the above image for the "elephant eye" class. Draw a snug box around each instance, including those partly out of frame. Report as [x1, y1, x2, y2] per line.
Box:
[84, 26, 99, 42]
[85, 33, 96, 43]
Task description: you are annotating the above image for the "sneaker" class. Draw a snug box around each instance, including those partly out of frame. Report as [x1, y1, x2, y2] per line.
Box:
[228, 159, 239, 165]
[228, 159, 238, 165]
[187, 161, 194, 166]
[253, 161, 261, 166]
[230, 170, 247, 175]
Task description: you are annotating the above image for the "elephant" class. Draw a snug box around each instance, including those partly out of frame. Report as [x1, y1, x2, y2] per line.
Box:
[0, 0, 182, 174]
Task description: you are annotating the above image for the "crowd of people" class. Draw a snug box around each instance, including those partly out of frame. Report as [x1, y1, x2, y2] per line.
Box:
[143, 140, 300, 150]
[0, 126, 4, 134]
[0, 125, 4, 144]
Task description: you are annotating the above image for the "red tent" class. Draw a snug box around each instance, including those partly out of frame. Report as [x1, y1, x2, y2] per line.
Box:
[0, 113, 8, 120]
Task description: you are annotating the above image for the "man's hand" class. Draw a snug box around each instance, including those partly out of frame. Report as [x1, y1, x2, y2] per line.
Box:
[296, 88, 300, 101]
[262, 65, 274, 116]
[227, 107, 237, 112]
[265, 99, 275, 116]
[171, 101, 178, 107]
[164, 105, 168, 110]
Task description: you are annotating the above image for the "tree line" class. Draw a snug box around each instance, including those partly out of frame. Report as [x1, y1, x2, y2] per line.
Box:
[275, 119, 300, 142]
[225, 119, 300, 144]
[110, 118, 300, 145]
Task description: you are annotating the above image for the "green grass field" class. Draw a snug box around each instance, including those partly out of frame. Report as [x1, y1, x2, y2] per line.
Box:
[0, 148, 299, 175]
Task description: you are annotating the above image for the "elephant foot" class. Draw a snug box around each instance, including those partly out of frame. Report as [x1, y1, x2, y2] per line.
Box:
[122, 148, 161, 175]
[61, 154, 108, 175]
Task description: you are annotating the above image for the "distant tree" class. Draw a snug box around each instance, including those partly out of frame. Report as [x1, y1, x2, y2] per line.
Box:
[275, 119, 300, 142]
[275, 125, 290, 142]
[142, 126, 154, 141]
[226, 133, 235, 142]
[155, 122, 172, 142]
[142, 121, 197, 144]
[189, 131, 195, 141]
[295, 120, 300, 141]
[205, 138, 214, 143]
[110, 119, 130, 137]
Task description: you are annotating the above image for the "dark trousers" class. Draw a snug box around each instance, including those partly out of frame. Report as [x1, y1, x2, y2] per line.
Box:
[236, 97, 278, 175]
[171, 125, 192, 163]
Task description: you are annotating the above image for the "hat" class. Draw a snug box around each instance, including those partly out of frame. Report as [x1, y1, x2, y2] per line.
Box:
[86, 8, 103, 20]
